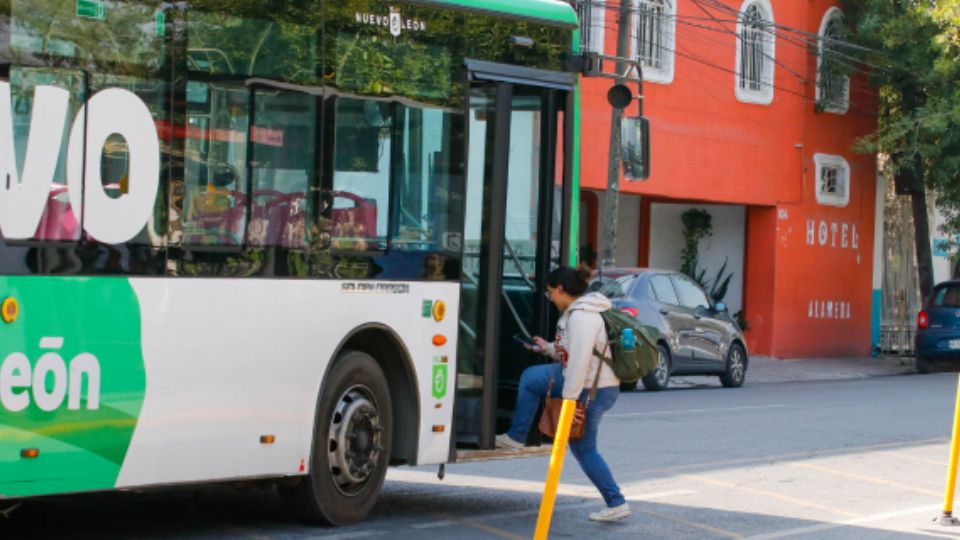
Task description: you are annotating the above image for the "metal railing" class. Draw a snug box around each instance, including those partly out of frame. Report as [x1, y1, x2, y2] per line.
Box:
[878, 324, 915, 356]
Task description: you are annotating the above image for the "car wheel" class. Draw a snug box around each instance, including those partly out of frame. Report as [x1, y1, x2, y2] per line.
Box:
[719, 343, 747, 388]
[280, 350, 392, 525]
[641, 343, 671, 391]
[916, 354, 930, 374]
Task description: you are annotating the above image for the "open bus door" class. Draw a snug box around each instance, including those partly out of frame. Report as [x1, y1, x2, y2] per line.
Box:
[454, 61, 575, 455]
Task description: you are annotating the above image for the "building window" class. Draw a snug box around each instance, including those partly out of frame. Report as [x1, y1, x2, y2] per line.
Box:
[814, 154, 850, 207]
[817, 8, 850, 114]
[576, 0, 605, 54]
[633, 0, 676, 84]
[735, 0, 775, 105]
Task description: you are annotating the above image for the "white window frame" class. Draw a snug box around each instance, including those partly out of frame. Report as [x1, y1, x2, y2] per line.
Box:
[631, 0, 676, 85]
[814, 153, 850, 207]
[734, 0, 775, 105]
[816, 7, 850, 114]
[577, 0, 606, 54]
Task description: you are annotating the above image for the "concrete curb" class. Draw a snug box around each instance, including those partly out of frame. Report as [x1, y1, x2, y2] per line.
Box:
[668, 355, 918, 388]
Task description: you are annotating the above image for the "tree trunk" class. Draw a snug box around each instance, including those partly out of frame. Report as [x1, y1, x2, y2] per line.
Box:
[906, 168, 935, 300]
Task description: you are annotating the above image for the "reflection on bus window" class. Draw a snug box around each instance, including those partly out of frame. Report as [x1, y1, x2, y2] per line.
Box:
[182, 83, 248, 247]
[331, 97, 462, 254]
[332, 98, 387, 251]
[187, 11, 315, 82]
[10, 0, 164, 69]
[247, 89, 316, 249]
[10, 67, 85, 242]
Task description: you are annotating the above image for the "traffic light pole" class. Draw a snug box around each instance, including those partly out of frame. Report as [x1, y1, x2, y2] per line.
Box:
[600, 0, 634, 270]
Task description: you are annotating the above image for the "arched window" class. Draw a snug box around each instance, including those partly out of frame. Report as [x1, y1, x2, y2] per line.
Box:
[634, 0, 676, 84]
[735, 0, 775, 104]
[817, 8, 850, 114]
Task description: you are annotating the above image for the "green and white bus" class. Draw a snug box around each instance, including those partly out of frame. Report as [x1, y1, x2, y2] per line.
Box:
[0, 0, 582, 525]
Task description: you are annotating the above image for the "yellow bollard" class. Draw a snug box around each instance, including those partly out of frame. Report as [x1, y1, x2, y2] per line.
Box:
[937, 373, 960, 525]
[534, 399, 576, 540]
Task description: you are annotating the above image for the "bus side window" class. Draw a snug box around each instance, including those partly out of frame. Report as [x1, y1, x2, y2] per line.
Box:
[330, 97, 389, 252]
[181, 83, 249, 247]
[245, 88, 316, 250]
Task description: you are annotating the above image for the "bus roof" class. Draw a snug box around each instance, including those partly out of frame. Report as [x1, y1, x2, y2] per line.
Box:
[422, 0, 579, 27]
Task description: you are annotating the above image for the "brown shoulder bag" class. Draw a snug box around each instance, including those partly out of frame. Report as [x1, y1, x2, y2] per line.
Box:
[537, 363, 602, 441]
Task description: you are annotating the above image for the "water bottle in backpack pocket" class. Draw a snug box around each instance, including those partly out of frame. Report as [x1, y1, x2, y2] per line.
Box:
[620, 327, 636, 350]
[593, 310, 659, 383]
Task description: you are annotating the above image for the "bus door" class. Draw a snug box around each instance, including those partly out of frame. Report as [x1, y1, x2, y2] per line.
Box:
[455, 61, 574, 450]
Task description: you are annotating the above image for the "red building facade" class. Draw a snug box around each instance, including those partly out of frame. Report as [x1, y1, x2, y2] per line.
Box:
[577, 0, 878, 357]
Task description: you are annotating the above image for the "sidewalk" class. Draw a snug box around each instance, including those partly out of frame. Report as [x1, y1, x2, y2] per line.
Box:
[671, 355, 918, 387]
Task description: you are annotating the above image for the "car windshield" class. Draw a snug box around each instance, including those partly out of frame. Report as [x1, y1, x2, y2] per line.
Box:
[589, 275, 636, 299]
[933, 285, 960, 307]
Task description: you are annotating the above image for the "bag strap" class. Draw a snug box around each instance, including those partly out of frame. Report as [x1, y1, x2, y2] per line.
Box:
[586, 322, 605, 402]
[547, 309, 606, 404]
[546, 364, 555, 397]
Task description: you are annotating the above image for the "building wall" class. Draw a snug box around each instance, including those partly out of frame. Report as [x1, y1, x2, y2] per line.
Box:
[580, 0, 878, 357]
[615, 194, 642, 265]
[648, 203, 746, 315]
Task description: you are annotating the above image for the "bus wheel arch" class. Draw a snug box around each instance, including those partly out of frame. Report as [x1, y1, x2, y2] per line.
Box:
[334, 325, 420, 466]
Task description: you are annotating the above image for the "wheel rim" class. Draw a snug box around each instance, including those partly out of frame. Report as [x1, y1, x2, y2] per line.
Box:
[728, 348, 745, 383]
[327, 385, 383, 496]
[655, 349, 669, 386]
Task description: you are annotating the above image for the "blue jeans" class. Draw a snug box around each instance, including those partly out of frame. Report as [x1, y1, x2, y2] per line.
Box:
[506, 363, 626, 508]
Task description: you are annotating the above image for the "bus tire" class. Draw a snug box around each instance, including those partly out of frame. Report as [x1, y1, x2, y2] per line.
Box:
[281, 350, 393, 525]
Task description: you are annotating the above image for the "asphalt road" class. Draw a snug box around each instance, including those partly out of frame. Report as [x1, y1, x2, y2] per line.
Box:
[4, 369, 959, 539]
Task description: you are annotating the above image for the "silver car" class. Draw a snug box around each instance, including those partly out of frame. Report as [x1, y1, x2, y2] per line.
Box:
[589, 268, 748, 391]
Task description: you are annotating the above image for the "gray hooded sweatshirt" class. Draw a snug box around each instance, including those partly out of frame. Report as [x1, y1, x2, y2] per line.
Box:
[541, 292, 620, 400]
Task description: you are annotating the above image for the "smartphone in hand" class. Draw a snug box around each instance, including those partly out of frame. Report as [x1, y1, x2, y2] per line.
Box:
[513, 333, 542, 352]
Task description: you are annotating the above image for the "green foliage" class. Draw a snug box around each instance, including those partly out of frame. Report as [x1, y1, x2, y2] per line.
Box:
[679, 208, 733, 305]
[698, 257, 733, 304]
[843, 0, 960, 239]
[680, 208, 712, 278]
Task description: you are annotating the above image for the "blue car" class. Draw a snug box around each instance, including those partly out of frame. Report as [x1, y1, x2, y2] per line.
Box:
[915, 281, 960, 373]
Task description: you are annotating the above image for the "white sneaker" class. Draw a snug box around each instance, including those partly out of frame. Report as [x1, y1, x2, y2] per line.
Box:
[495, 434, 524, 450]
[589, 503, 630, 522]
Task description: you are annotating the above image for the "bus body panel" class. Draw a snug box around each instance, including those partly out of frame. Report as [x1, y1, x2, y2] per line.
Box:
[0, 277, 458, 497]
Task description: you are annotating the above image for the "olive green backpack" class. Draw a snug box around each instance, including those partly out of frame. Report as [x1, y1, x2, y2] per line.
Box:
[592, 310, 660, 384]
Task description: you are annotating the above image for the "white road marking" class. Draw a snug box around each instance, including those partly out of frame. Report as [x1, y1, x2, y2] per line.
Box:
[743, 504, 942, 539]
[388, 469, 695, 530]
[389, 469, 695, 501]
[469, 489, 699, 523]
[388, 469, 596, 498]
[313, 531, 387, 539]
[411, 520, 454, 529]
[606, 404, 788, 419]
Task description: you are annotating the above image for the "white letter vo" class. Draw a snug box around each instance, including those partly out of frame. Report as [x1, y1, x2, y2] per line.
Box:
[0, 83, 160, 244]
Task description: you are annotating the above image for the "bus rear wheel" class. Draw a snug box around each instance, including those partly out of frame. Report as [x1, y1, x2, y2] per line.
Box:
[281, 350, 393, 525]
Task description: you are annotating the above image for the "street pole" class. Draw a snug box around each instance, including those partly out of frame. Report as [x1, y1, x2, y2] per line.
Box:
[600, 0, 633, 269]
[937, 373, 960, 525]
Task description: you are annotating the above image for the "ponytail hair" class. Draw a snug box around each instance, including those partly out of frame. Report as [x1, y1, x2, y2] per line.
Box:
[546, 266, 591, 297]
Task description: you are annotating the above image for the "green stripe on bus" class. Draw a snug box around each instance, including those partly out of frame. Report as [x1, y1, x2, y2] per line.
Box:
[0, 277, 145, 497]
[423, 0, 578, 26]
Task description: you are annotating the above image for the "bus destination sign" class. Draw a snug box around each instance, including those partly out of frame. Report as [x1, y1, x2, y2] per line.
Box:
[355, 6, 426, 37]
